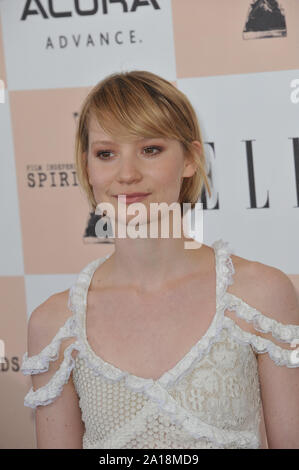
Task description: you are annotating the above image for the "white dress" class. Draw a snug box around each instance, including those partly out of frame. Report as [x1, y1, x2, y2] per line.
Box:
[21, 239, 299, 449]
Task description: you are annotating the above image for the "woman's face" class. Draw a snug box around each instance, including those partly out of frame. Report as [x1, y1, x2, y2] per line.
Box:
[85, 114, 198, 228]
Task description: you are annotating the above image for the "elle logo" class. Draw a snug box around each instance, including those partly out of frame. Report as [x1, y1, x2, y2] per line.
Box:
[21, 0, 160, 20]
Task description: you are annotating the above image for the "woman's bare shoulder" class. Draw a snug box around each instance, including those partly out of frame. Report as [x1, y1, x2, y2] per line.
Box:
[27, 288, 75, 358]
[227, 252, 299, 328]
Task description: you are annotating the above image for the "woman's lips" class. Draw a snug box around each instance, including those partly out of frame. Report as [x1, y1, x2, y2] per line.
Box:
[113, 193, 151, 204]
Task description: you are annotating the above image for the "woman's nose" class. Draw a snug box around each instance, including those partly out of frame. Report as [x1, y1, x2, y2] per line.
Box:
[116, 155, 142, 183]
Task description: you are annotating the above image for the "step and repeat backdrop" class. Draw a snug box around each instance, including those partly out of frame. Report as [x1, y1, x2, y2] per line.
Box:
[0, 0, 298, 449]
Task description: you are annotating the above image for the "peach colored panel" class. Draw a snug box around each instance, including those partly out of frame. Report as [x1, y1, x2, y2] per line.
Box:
[0, 277, 35, 448]
[0, 15, 6, 87]
[172, 0, 299, 78]
[9, 88, 114, 274]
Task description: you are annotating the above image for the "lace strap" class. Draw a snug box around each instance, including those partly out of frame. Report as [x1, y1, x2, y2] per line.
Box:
[21, 287, 82, 408]
[225, 292, 299, 344]
[22, 257, 101, 377]
[21, 315, 77, 375]
[214, 244, 299, 368]
[223, 310, 299, 368]
[21, 255, 111, 408]
[212, 239, 236, 305]
[67, 255, 112, 317]
[23, 342, 80, 408]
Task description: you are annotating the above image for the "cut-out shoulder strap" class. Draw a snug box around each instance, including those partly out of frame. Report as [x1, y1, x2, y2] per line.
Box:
[20, 254, 114, 409]
[212, 243, 299, 368]
[222, 291, 299, 368]
[21, 254, 113, 409]
[21, 315, 77, 375]
[22, 342, 80, 408]
[21, 310, 81, 408]
[21, 284, 81, 408]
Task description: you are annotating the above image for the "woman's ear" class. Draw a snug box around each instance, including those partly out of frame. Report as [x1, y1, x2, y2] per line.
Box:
[183, 141, 201, 178]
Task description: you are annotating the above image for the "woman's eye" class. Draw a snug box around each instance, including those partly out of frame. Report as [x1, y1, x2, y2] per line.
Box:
[143, 146, 162, 156]
[96, 146, 162, 160]
[96, 151, 114, 160]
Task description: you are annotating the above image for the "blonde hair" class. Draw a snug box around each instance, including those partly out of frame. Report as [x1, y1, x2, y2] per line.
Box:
[75, 70, 211, 214]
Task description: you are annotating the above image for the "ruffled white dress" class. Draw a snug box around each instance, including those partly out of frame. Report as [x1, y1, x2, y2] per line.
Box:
[21, 239, 299, 449]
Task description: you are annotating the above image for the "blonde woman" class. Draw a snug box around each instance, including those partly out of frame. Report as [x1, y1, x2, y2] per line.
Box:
[21, 71, 299, 449]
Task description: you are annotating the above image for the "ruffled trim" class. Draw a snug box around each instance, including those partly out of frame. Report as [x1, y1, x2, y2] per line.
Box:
[70, 238, 236, 390]
[212, 239, 235, 300]
[21, 257, 111, 408]
[224, 292, 299, 344]
[23, 342, 80, 408]
[74, 311, 226, 393]
[222, 316, 299, 368]
[21, 315, 77, 375]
